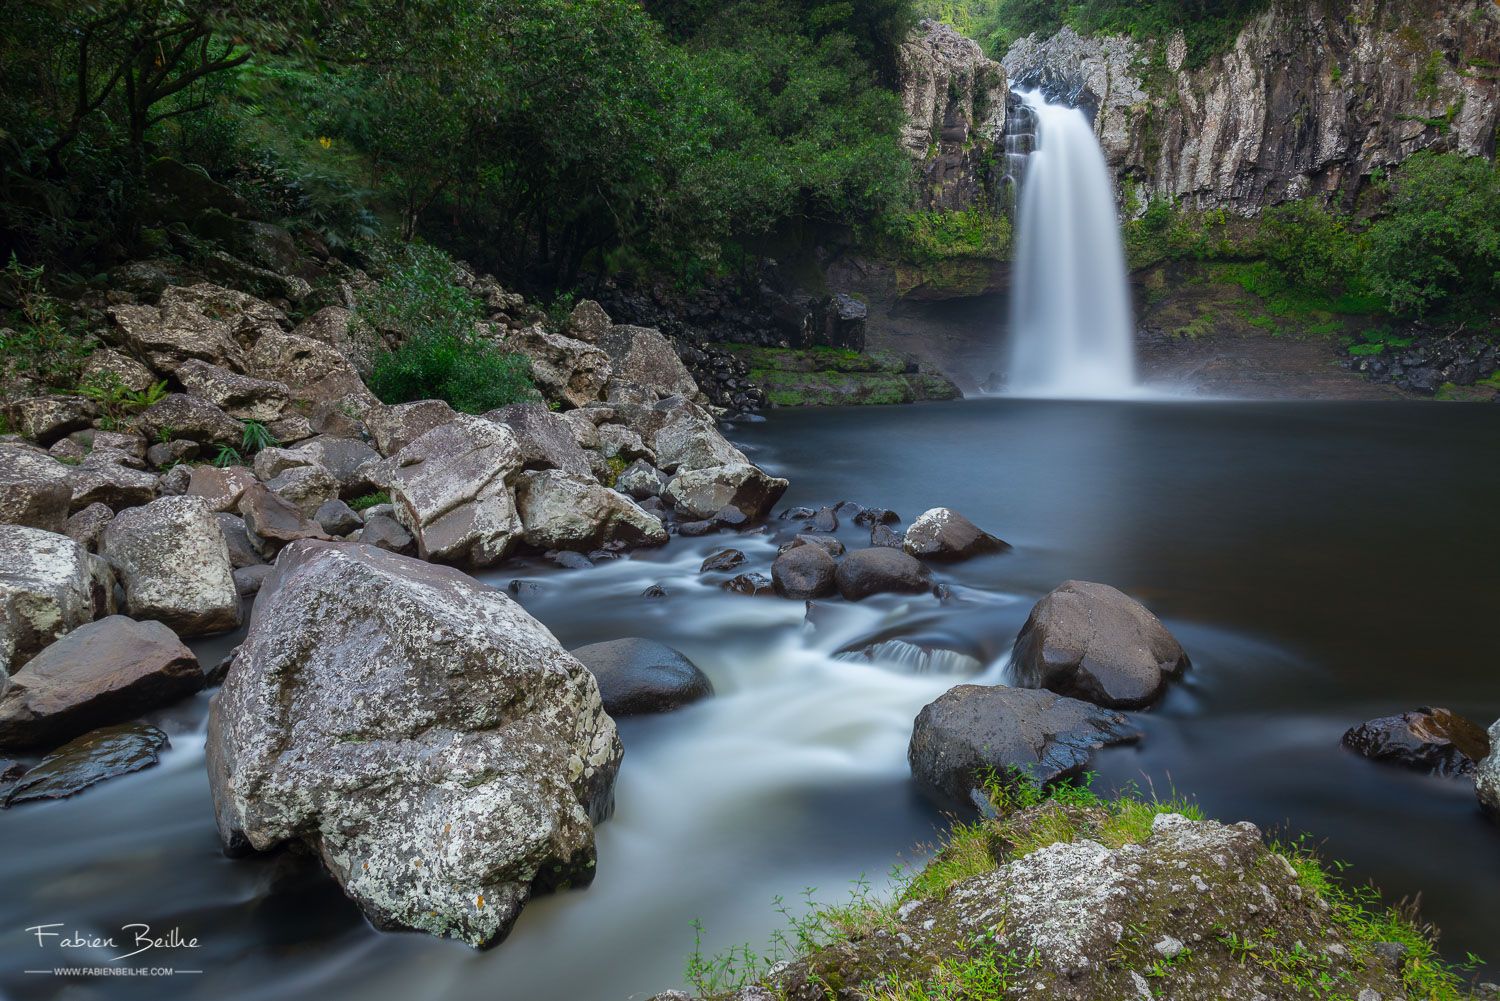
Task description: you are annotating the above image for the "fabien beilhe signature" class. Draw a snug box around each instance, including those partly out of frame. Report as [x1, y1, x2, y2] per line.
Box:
[26, 923, 200, 962]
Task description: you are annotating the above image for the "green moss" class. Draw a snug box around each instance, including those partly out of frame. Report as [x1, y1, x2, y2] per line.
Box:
[603, 455, 628, 487]
[349, 491, 390, 512]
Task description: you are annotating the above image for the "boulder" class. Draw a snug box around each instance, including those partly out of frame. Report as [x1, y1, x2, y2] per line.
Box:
[176, 359, 290, 421]
[359, 513, 416, 555]
[1479, 719, 1500, 817]
[772, 545, 838, 599]
[206, 541, 623, 947]
[515, 470, 668, 552]
[233, 564, 276, 597]
[0, 445, 73, 532]
[255, 436, 382, 495]
[484, 403, 594, 478]
[64, 502, 113, 552]
[909, 685, 1139, 804]
[315, 499, 363, 536]
[186, 465, 258, 513]
[0, 617, 201, 749]
[722, 572, 774, 597]
[386, 417, 525, 567]
[4, 722, 168, 806]
[138, 393, 244, 446]
[781, 534, 844, 558]
[146, 438, 199, 469]
[596, 423, 653, 463]
[292, 306, 370, 375]
[10, 395, 98, 445]
[652, 404, 746, 473]
[870, 523, 903, 548]
[108, 300, 247, 374]
[65, 451, 160, 511]
[903, 507, 1010, 561]
[1342, 708, 1492, 778]
[564, 300, 613, 343]
[101, 496, 241, 637]
[245, 331, 377, 413]
[664, 463, 789, 522]
[0, 526, 115, 674]
[1011, 581, 1189, 710]
[597, 325, 699, 399]
[265, 464, 340, 518]
[216, 513, 266, 568]
[570, 638, 713, 716]
[509, 326, 611, 408]
[699, 549, 747, 574]
[238, 483, 327, 558]
[366, 400, 457, 457]
[616, 459, 667, 500]
[834, 548, 931, 602]
[80, 348, 156, 394]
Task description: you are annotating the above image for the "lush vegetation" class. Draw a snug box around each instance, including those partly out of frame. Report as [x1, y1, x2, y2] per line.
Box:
[0, 0, 922, 296]
[684, 773, 1480, 1000]
[917, 0, 1269, 66]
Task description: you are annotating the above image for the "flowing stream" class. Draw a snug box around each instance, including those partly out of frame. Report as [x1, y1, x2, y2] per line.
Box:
[2, 399, 1498, 999]
[1007, 91, 1137, 396]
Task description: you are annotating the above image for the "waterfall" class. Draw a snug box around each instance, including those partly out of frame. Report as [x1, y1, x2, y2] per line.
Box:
[1007, 90, 1136, 397]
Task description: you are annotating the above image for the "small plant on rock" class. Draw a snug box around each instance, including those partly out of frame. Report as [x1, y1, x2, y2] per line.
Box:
[240, 419, 278, 454]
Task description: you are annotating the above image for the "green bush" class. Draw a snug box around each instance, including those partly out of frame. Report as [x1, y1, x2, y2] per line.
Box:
[369, 334, 537, 414]
[884, 207, 1012, 262]
[1259, 198, 1358, 293]
[355, 242, 483, 344]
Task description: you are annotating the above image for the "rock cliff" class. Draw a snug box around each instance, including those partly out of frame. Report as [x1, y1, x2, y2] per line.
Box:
[1002, 0, 1500, 213]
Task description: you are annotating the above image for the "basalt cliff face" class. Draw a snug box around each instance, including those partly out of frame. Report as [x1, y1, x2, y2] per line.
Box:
[1002, 0, 1500, 213]
[899, 19, 1009, 210]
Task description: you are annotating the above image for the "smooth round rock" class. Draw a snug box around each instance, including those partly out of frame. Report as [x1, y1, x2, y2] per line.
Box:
[571, 638, 713, 716]
[834, 547, 931, 601]
[771, 544, 837, 599]
[902, 507, 1010, 562]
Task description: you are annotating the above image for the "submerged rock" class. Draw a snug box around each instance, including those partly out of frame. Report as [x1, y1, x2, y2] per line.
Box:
[570, 638, 713, 716]
[0, 525, 116, 674]
[833, 547, 931, 601]
[722, 572, 774, 597]
[102, 496, 241, 637]
[699, 549, 747, 574]
[909, 684, 1139, 804]
[206, 541, 622, 948]
[0, 616, 200, 749]
[902, 507, 1010, 562]
[1342, 707, 1491, 778]
[1010, 580, 1189, 709]
[5, 723, 169, 806]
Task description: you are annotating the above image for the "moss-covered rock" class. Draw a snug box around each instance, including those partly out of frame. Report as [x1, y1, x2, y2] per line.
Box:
[725, 345, 962, 407]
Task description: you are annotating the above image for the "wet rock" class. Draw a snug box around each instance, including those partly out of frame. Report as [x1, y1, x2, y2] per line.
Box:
[699, 549, 747, 574]
[206, 541, 622, 947]
[642, 584, 668, 599]
[853, 507, 900, 527]
[548, 550, 594, 569]
[807, 506, 839, 533]
[366, 400, 458, 457]
[903, 507, 1010, 562]
[233, 564, 276, 597]
[187, 465, 258, 513]
[834, 547, 931, 602]
[216, 513, 265, 568]
[0, 444, 74, 532]
[617, 459, 667, 500]
[64, 503, 113, 552]
[515, 469, 667, 552]
[1477, 719, 1500, 818]
[10, 395, 98, 445]
[5, 723, 168, 806]
[358, 513, 415, 556]
[909, 685, 1139, 804]
[772, 545, 838, 600]
[176, 359, 290, 421]
[676, 519, 716, 537]
[870, 523, 903, 548]
[1011, 581, 1189, 710]
[598, 325, 700, 400]
[0, 616, 201, 749]
[1342, 707, 1491, 777]
[102, 496, 240, 637]
[315, 499, 362, 536]
[0, 526, 115, 674]
[484, 403, 594, 478]
[836, 637, 983, 675]
[780, 534, 845, 558]
[510, 325, 612, 408]
[664, 463, 789, 522]
[722, 572, 774, 597]
[570, 638, 713, 716]
[386, 416, 524, 568]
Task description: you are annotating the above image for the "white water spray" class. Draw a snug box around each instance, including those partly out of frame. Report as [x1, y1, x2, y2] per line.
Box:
[1007, 90, 1136, 397]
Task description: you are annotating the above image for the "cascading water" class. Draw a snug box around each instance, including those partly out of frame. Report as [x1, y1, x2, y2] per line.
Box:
[1007, 90, 1136, 397]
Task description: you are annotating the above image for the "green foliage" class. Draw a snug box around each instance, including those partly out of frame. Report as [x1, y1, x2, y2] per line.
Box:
[0, 255, 96, 389]
[212, 444, 245, 468]
[77, 375, 168, 431]
[349, 491, 390, 512]
[883, 207, 1012, 263]
[355, 242, 483, 345]
[1361, 151, 1500, 316]
[240, 419, 278, 454]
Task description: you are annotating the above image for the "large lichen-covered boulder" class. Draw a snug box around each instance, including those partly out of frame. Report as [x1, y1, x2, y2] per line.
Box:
[101, 496, 240, 637]
[651, 400, 746, 473]
[206, 541, 623, 947]
[0, 444, 74, 532]
[0, 616, 201, 749]
[365, 400, 459, 457]
[908, 685, 1138, 804]
[385, 416, 525, 567]
[1478, 718, 1500, 818]
[138, 393, 245, 446]
[176, 359, 291, 421]
[0, 526, 115, 674]
[514, 470, 667, 552]
[663, 463, 788, 522]
[597, 325, 700, 400]
[508, 325, 611, 409]
[484, 403, 595, 478]
[245, 331, 378, 414]
[1011, 580, 1189, 709]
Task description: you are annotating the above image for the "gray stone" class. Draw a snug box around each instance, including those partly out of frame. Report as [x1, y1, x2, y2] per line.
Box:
[186, 465, 257, 513]
[0, 526, 115, 674]
[138, 393, 244, 446]
[63, 503, 113, 552]
[484, 403, 594, 478]
[598, 325, 699, 400]
[10, 396, 98, 445]
[365, 400, 458, 457]
[233, 564, 276, 597]
[664, 463, 788, 522]
[772, 545, 838, 600]
[0, 445, 73, 532]
[176, 359, 290, 421]
[616, 459, 667, 500]
[1011, 581, 1189, 710]
[102, 496, 240, 637]
[358, 513, 415, 555]
[564, 300, 613, 343]
[515, 470, 667, 552]
[1478, 719, 1500, 818]
[238, 483, 327, 558]
[206, 541, 622, 947]
[834, 547, 931, 602]
[903, 507, 1010, 562]
[4, 722, 168, 805]
[315, 499, 363, 536]
[65, 451, 160, 511]
[509, 325, 611, 409]
[265, 464, 340, 518]
[570, 638, 713, 716]
[215, 513, 265, 569]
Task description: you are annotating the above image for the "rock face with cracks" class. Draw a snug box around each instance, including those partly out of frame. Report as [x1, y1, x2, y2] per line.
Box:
[206, 541, 623, 948]
[101, 496, 241, 637]
[0, 525, 116, 674]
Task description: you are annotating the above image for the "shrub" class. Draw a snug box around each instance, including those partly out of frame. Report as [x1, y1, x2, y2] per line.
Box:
[1, 255, 96, 390]
[1259, 198, 1358, 293]
[369, 334, 537, 414]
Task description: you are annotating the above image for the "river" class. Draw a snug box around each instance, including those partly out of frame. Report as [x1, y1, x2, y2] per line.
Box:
[2, 398, 1496, 999]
